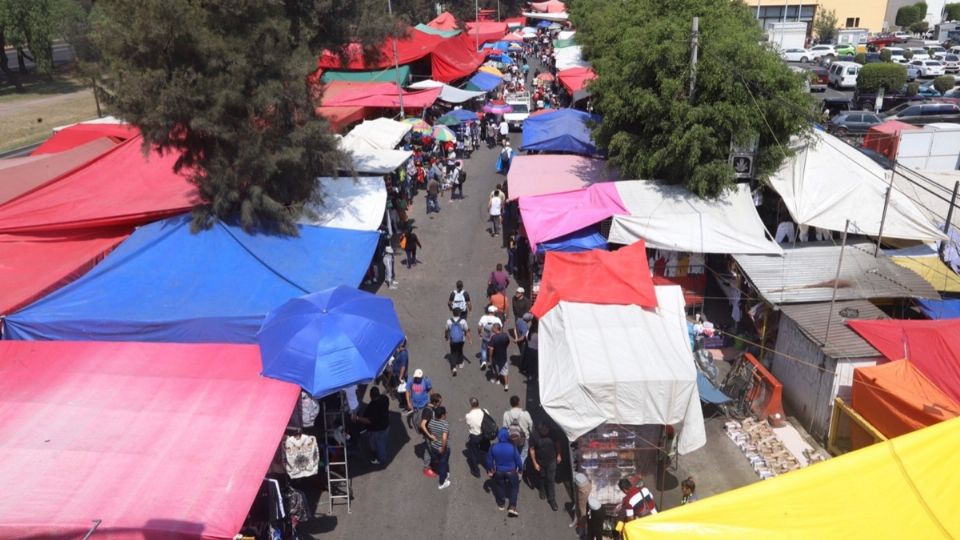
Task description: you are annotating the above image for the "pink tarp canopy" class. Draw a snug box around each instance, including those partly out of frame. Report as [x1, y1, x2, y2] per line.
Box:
[0, 135, 197, 234]
[0, 229, 129, 315]
[0, 340, 299, 539]
[428, 11, 459, 30]
[320, 81, 441, 109]
[466, 21, 509, 44]
[32, 123, 137, 155]
[519, 182, 627, 249]
[849, 319, 960, 404]
[530, 0, 566, 13]
[558, 66, 597, 94]
[507, 155, 615, 200]
[0, 137, 118, 205]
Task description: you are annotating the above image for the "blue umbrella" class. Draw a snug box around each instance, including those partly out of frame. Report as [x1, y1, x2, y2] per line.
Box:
[258, 285, 405, 398]
[449, 109, 479, 122]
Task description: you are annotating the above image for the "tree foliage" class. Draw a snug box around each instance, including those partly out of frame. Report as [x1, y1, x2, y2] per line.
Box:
[856, 63, 907, 92]
[910, 21, 930, 33]
[0, 0, 82, 85]
[896, 2, 927, 28]
[569, 0, 811, 197]
[946, 3, 960, 21]
[442, 0, 525, 24]
[934, 75, 956, 94]
[93, 0, 399, 233]
[906, 81, 920, 96]
[880, 48, 893, 62]
[813, 8, 838, 44]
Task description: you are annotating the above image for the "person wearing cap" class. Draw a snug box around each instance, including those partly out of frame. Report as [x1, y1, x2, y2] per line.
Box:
[572, 472, 593, 531]
[512, 288, 530, 326]
[382, 246, 397, 289]
[405, 368, 432, 426]
[477, 306, 502, 371]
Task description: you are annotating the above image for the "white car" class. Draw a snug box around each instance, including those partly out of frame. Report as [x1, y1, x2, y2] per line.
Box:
[893, 31, 910, 41]
[908, 47, 931, 61]
[911, 59, 946, 77]
[928, 46, 946, 58]
[942, 54, 960, 73]
[884, 47, 909, 64]
[808, 44, 838, 59]
[781, 48, 812, 62]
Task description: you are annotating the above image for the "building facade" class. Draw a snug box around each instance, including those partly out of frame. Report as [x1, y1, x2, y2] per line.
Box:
[751, 0, 890, 34]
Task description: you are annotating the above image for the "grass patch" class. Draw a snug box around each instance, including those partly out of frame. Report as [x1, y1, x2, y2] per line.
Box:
[0, 86, 99, 152]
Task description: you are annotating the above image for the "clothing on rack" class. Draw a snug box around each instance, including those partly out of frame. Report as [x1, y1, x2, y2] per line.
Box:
[301, 391, 320, 428]
[284, 433, 320, 479]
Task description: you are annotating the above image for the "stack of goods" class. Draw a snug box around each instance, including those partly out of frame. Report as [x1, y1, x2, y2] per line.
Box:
[723, 418, 801, 479]
[579, 426, 641, 504]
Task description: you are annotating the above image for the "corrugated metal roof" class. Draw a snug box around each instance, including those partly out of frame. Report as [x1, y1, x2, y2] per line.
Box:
[778, 300, 888, 359]
[734, 243, 940, 305]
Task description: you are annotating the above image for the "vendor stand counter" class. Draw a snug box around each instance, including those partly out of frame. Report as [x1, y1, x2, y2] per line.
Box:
[575, 423, 667, 505]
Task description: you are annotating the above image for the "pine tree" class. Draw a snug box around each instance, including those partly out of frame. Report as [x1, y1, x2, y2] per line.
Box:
[93, 0, 397, 234]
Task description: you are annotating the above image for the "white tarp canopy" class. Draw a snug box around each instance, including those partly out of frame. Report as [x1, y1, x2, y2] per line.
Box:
[302, 177, 386, 231]
[770, 130, 947, 242]
[522, 11, 570, 21]
[407, 79, 486, 104]
[553, 45, 590, 70]
[341, 118, 411, 151]
[349, 148, 411, 174]
[539, 285, 707, 455]
[609, 181, 783, 255]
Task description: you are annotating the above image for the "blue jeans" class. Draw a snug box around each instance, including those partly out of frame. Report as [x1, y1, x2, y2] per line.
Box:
[493, 471, 520, 508]
[480, 336, 490, 364]
[426, 193, 440, 213]
[369, 428, 388, 463]
[436, 447, 451, 484]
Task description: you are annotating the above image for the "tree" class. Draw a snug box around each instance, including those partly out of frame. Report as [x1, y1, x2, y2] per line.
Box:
[854, 52, 867, 65]
[946, 3, 960, 21]
[93, 0, 399, 233]
[0, 0, 79, 81]
[813, 8, 838, 44]
[568, 0, 811, 197]
[880, 48, 893, 62]
[910, 21, 930, 34]
[906, 81, 920, 96]
[442, 0, 525, 24]
[856, 63, 908, 92]
[896, 2, 927, 29]
[934, 75, 956, 94]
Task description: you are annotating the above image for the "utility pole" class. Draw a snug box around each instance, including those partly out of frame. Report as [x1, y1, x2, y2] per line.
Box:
[874, 167, 895, 256]
[823, 219, 850, 347]
[387, 0, 405, 117]
[475, 0, 480, 51]
[689, 17, 699, 104]
[940, 180, 960, 260]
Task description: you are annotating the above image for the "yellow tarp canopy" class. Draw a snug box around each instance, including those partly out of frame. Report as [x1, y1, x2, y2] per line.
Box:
[624, 416, 960, 539]
[892, 256, 960, 293]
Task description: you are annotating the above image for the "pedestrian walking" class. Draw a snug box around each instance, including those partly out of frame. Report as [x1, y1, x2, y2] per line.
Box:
[524, 318, 540, 382]
[448, 280, 473, 315]
[426, 177, 441, 214]
[405, 367, 431, 425]
[488, 323, 512, 390]
[500, 142, 514, 175]
[512, 312, 531, 367]
[356, 386, 390, 465]
[511, 288, 530, 326]
[487, 427, 523, 516]
[383, 246, 398, 289]
[499, 119, 509, 145]
[477, 306, 501, 371]
[502, 395, 533, 466]
[488, 189, 504, 237]
[528, 422, 562, 511]
[489, 263, 510, 292]
[390, 340, 409, 406]
[400, 227, 421, 268]
[445, 307, 472, 376]
[464, 398, 488, 477]
[417, 392, 444, 477]
[451, 161, 465, 200]
[487, 285, 509, 320]
[427, 406, 452, 490]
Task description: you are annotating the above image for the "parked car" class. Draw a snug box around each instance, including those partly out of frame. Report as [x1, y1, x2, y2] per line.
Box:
[828, 61, 860, 89]
[916, 76, 959, 96]
[819, 97, 853, 118]
[809, 44, 840, 60]
[853, 89, 925, 112]
[909, 47, 931, 61]
[942, 54, 960, 73]
[883, 102, 960, 125]
[862, 52, 883, 64]
[911, 59, 946, 77]
[907, 63, 922, 81]
[883, 47, 909, 64]
[809, 67, 829, 91]
[929, 46, 947, 58]
[828, 111, 883, 134]
[893, 31, 910, 43]
[781, 48, 813, 62]
[835, 43, 856, 57]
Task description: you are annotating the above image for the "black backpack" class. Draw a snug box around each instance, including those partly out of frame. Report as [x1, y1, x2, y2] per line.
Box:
[480, 409, 498, 440]
[459, 169, 467, 184]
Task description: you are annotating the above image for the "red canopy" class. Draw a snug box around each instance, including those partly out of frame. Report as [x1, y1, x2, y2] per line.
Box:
[0, 137, 118, 205]
[0, 340, 298, 539]
[862, 120, 918, 161]
[530, 0, 566, 13]
[316, 105, 367, 132]
[0, 229, 130, 315]
[432, 33, 487, 82]
[531, 240, 657, 318]
[465, 21, 509, 44]
[0, 135, 197, 234]
[32, 123, 137, 155]
[849, 319, 960, 404]
[318, 28, 445, 70]
[320, 81, 441, 109]
[428, 11, 458, 30]
[558, 66, 597, 94]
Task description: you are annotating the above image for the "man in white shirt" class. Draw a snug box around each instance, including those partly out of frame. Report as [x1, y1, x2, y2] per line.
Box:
[502, 395, 534, 466]
[488, 189, 504, 236]
[464, 397, 486, 476]
[499, 119, 509, 144]
[477, 306, 501, 370]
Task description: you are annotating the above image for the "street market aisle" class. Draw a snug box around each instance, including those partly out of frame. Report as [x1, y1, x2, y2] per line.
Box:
[306, 133, 576, 539]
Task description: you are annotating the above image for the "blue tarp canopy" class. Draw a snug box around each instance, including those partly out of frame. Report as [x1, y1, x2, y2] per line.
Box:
[4, 214, 379, 343]
[486, 53, 514, 64]
[537, 20, 552, 28]
[482, 41, 512, 51]
[449, 109, 479, 122]
[536, 227, 607, 253]
[465, 71, 503, 92]
[917, 298, 960, 319]
[521, 108, 601, 156]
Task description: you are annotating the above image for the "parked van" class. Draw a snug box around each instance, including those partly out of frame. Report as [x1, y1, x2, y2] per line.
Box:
[829, 61, 860, 89]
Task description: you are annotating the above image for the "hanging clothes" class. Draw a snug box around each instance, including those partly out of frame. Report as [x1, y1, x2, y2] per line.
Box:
[283, 433, 320, 479]
[300, 391, 320, 428]
[688, 253, 705, 275]
[677, 255, 690, 277]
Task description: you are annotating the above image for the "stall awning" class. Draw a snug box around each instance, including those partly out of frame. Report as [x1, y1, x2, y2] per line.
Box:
[4, 214, 379, 343]
[349, 149, 412, 174]
[553, 45, 589, 70]
[507, 155, 614, 200]
[531, 240, 656, 318]
[0, 340, 298, 540]
[557, 66, 596, 94]
[415, 23, 461, 37]
[0, 137, 119, 205]
[520, 108, 600, 156]
[769, 130, 947, 242]
[529, 0, 566, 12]
[465, 21, 509, 44]
[849, 319, 960, 404]
[318, 28, 445, 70]
[0, 135, 197, 235]
[32, 122, 137, 155]
[539, 285, 706, 454]
[852, 361, 959, 440]
[432, 34, 487, 83]
[342, 118, 412, 151]
[466, 70, 503, 92]
[622, 416, 960, 540]
[609, 182, 783, 255]
[891, 255, 960, 292]
[917, 298, 960, 319]
[536, 226, 607, 254]
[321, 65, 411, 84]
[408, 79, 487, 103]
[427, 11, 458, 31]
[522, 11, 570, 22]
[303, 177, 386, 231]
[320, 81, 441, 109]
[316, 106, 365, 132]
[518, 182, 627, 248]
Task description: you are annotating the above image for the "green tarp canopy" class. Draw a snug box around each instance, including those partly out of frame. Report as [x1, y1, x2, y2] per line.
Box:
[321, 66, 411, 85]
[553, 38, 576, 48]
[415, 23, 462, 38]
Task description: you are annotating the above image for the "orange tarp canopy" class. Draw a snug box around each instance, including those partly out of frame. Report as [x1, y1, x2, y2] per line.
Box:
[530, 240, 656, 318]
[427, 11, 458, 31]
[852, 361, 960, 440]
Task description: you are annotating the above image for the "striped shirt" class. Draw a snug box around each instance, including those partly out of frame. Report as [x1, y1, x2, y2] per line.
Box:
[428, 418, 449, 452]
